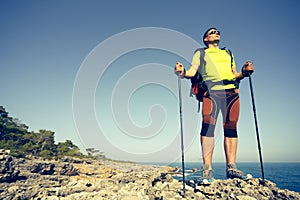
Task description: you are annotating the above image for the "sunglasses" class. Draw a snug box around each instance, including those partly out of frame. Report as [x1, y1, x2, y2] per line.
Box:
[207, 30, 220, 36]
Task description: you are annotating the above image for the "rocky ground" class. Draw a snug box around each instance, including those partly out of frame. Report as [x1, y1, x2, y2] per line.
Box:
[0, 149, 299, 200]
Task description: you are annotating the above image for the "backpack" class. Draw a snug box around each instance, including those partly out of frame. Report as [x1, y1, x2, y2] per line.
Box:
[190, 47, 236, 111]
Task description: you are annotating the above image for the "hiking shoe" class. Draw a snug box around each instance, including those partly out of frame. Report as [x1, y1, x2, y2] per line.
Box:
[226, 164, 252, 180]
[199, 164, 214, 185]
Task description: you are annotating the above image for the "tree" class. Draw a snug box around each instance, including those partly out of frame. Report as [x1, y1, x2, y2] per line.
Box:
[0, 106, 28, 157]
[57, 140, 83, 158]
[0, 106, 87, 159]
[86, 147, 106, 160]
[35, 130, 57, 158]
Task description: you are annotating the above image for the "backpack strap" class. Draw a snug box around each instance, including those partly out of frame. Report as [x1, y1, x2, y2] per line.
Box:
[221, 47, 233, 69]
[222, 47, 241, 88]
[191, 48, 207, 112]
[191, 47, 206, 84]
[195, 47, 206, 66]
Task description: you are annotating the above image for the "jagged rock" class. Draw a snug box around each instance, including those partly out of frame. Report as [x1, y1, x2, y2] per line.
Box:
[62, 156, 85, 164]
[0, 153, 299, 200]
[30, 163, 55, 175]
[0, 149, 10, 161]
[59, 164, 79, 176]
[0, 155, 20, 183]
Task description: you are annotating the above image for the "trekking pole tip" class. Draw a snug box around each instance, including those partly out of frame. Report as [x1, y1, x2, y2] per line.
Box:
[259, 178, 266, 186]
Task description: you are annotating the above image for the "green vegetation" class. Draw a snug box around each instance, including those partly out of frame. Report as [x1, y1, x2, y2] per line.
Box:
[86, 148, 107, 160]
[0, 106, 84, 159]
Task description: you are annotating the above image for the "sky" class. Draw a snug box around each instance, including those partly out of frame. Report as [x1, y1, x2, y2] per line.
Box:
[1, 0, 300, 163]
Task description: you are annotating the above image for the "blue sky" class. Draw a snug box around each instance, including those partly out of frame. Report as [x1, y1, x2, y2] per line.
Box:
[1, 0, 300, 163]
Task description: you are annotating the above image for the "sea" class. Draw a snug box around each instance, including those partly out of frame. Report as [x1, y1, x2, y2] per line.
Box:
[143, 162, 300, 193]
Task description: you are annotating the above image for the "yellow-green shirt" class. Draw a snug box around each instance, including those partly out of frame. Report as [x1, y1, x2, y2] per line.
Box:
[191, 48, 236, 90]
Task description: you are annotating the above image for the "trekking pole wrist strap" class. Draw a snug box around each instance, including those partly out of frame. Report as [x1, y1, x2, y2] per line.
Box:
[242, 71, 252, 77]
[181, 68, 186, 78]
[238, 72, 245, 80]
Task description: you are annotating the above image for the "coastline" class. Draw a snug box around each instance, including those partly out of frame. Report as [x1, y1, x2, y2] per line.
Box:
[1, 151, 300, 199]
[143, 161, 300, 193]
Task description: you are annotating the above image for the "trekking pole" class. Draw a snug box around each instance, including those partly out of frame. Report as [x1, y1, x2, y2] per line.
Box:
[177, 74, 186, 195]
[248, 74, 265, 182]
